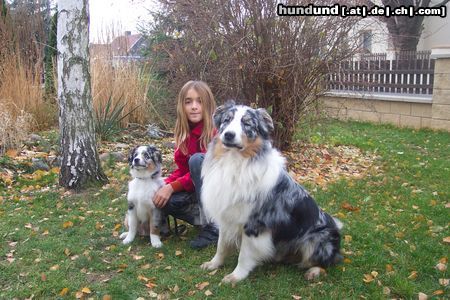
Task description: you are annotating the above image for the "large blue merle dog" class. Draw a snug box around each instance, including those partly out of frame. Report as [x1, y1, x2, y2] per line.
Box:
[200, 101, 343, 283]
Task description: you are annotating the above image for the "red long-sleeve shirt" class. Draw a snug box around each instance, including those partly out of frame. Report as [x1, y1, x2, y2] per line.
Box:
[164, 121, 208, 193]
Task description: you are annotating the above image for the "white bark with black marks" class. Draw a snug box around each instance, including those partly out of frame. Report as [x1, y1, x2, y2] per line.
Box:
[57, 0, 108, 190]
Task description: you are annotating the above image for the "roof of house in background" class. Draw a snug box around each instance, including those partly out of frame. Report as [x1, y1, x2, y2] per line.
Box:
[110, 32, 143, 56]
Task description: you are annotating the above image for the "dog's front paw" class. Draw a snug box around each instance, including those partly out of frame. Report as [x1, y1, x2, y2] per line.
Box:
[122, 237, 134, 244]
[150, 234, 163, 248]
[151, 240, 163, 248]
[244, 219, 265, 237]
[119, 232, 128, 239]
[221, 273, 241, 284]
[304, 267, 326, 281]
[201, 260, 221, 271]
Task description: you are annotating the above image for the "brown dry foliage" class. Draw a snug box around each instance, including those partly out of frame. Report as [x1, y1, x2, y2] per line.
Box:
[0, 1, 55, 152]
[147, 0, 360, 149]
[90, 56, 169, 130]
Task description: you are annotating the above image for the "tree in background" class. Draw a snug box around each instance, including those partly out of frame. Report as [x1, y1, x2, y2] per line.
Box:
[44, 9, 57, 99]
[58, 0, 108, 190]
[145, 0, 359, 149]
[366, 0, 450, 51]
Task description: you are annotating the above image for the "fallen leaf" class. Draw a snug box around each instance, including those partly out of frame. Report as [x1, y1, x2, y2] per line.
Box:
[336, 212, 346, 219]
[156, 252, 164, 260]
[133, 255, 144, 260]
[141, 264, 151, 270]
[42, 230, 49, 236]
[148, 290, 158, 298]
[64, 248, 71, 256]
[382, 287, 390, 295]
[75, 291, 83, 299]
[418, 292, 428, 300]
[96, 222, 104, 230]
[175, 250, 182, 256]
[63, 221, 73, 229]
[204, 290, 213, 296]
[6, 149, 18, 158]
[138, 275, 149, 282]
[41, 273, 47, 281]
[443, 237, 450, 244]
[208, 269, 218, 276]
[341, 202, 360, 212]
[385, 264, 394, 273]
[363, 274, 374, 283]
[196, 281, 209, 290]
[103, 295, 112, 300]
[432, 290, 444, 296]
[145, 282, 157, 289]
[439, 278, 449, 286]
[395, 232, 405, 238]
[81, 287, 91, 294]
[344, 235, 352, 243]
[408, 271, 418, 280]
[292, 295, 302, 300]
[113, 223, 121, 231]
[50, 265, 59, 271]
[436, 263, 447, 272]
[59, 288, 69, 296]
[164, 266, 172, 270]
[172, 285, 179, 293]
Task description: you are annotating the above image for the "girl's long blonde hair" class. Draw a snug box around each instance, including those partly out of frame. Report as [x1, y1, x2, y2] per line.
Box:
[174, 80, 216, 154]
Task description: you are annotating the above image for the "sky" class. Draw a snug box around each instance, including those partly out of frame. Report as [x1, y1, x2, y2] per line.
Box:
[89, 0, 157, 43]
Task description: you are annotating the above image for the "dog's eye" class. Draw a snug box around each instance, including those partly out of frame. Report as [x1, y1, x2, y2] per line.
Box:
[242, 120, 252, 127]
[144, 153, 150, 160]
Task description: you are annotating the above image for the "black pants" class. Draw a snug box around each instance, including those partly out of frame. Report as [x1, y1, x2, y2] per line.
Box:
[161, 153, 205, 227]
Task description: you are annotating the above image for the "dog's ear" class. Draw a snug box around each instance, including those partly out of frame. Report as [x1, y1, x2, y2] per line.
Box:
[213, 100, 235, 129]
[128, 146, 138, 165]
[147, 145, 162, 164]
[256, 108, 274, 138]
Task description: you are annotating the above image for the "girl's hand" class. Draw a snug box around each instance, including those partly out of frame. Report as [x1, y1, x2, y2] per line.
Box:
[153, 184, 174, 208]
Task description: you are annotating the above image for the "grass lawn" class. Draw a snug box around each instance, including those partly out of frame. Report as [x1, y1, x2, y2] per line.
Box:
[1, 120, 448, 299]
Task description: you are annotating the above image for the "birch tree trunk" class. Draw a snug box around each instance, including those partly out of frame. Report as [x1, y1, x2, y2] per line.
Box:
[57, 0, 108, 190]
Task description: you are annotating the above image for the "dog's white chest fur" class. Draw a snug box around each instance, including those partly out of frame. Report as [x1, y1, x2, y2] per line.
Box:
[201, 147, 285, 226]
[128, 178, 163, 222]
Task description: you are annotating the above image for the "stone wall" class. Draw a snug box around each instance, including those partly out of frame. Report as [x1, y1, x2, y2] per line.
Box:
[321, 47, 450, 131]
[322, 95, 433, 129]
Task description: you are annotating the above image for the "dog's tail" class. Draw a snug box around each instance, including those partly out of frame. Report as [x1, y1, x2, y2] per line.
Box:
[333, 217, 344, 231]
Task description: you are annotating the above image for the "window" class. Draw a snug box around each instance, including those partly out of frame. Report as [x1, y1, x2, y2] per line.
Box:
[361, 31, 372, 53]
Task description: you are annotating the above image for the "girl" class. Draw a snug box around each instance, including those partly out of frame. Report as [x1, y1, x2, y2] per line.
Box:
[153, 80, 218, 249]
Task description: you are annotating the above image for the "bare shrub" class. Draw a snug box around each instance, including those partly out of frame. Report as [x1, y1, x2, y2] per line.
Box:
[147, 0, 360, 149]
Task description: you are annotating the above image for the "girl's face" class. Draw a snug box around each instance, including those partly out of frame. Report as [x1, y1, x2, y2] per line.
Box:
[184, 88, 203, 124]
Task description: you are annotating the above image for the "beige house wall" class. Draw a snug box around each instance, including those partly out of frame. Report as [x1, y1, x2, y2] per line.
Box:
[321, 48, 450, 131]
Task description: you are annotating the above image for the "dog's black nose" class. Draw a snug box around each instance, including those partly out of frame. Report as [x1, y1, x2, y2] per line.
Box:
[133, 158, 140, 164]
[224, 131, 235, 142]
